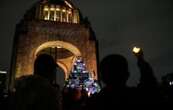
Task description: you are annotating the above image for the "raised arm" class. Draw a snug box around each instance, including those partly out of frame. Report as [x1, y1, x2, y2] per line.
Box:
[132, 47, 158, 88]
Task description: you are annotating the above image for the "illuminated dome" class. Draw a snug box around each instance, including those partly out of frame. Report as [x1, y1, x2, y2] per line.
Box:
[36, 0, 80, 23]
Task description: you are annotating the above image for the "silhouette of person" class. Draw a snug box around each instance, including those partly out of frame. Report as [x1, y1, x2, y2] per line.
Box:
[14, 75, 60, 110]
[13, 54, 61, 110]
[86, 52, 161, 110]
[100, 54, 129, 88]
[85, 54, 133, 110]
[133, 48, 158, 88]
[34, 54, 58, 84]
[133, 49, 162, 104]
[99, 54, 134, 105]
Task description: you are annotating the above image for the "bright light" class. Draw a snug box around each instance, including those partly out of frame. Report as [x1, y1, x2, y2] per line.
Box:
[50, 7, 55, 11]
[169, 81, 173, 86]
[133, 47, 141, 54]
[44, 17, 49, 20]
[68, 11, 72, 14]
[62, 9, 66, 12]
[88, 92, 91, 97]
[77, 59, 81, 62]
[44, 8, 49, 11]
[65, 1, 73, 8]
[57, 45, 62, 48]
[0, 71, 7, 74]
[56, 8, 60, 11]
[89, 77, 93, 80]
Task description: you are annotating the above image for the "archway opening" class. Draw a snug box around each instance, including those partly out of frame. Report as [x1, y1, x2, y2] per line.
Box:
[34, 41, 81, 87]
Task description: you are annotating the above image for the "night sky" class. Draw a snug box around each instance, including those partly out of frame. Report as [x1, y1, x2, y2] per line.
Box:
[1, 0, 173, 86]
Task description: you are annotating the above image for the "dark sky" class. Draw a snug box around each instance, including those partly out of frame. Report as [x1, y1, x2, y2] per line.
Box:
[1, 0, 173, 86]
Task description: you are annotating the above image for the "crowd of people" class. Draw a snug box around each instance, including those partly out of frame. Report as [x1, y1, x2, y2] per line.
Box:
[0, 50, 173, 110]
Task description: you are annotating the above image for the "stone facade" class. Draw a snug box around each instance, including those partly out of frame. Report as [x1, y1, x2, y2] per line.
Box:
[9, 0, 98, 89]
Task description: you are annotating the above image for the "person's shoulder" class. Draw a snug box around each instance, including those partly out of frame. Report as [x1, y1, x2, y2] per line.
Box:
[16, 75, 52, 89]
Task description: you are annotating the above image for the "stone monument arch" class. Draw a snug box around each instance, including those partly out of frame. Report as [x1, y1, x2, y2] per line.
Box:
[9, 0, 99, 89]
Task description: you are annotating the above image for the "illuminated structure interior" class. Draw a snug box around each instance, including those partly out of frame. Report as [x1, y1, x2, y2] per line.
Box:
[34, 41, 82, 79]
[38, 0, 80, 23]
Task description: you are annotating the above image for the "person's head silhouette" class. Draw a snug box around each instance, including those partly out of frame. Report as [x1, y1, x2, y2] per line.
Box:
[34, 54, 57, 83]
[100, 54, 129, 87]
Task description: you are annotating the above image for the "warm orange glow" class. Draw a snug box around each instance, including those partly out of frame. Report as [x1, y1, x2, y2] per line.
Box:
[42, 5, 79, 24]
[15, 64, 22, 78]
[57, 56, 76, 79]
[62, 9, 66, 12]
[73, 10, 80, 23]
[44, 17, 49, 20]
[57, 45, 62, 48]
[57, 61, 68, 79]
[50, 7, 55, 11]
[56, 8, 60, 11]
[88, 92, 91, 97]
[34, 41, 82, 79]
[133, 47, 141, 53]
[34, 41, 82, 80]
[68, 11, 72, 14]
[44, 8, 49, 11]
[34, 41, 81, 57]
